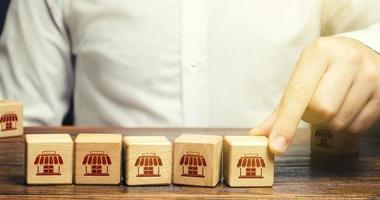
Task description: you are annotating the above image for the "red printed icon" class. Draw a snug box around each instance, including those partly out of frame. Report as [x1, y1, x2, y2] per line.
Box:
[0, 113, 18, 132]
[34, 151, 63, 176]
[237, 154, 265, 179]
[179, 151, 207, 178]
[82, 151, 112, 176]
[315, 128, 333, 148]
[135, 153, 163, 177]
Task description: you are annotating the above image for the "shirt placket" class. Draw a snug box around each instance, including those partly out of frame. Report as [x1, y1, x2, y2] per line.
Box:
[181, 0, 209, 127]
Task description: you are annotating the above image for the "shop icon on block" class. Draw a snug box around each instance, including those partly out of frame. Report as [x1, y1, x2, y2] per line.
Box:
[0, 100, 23, 138]
[82, 151, 112, 176]
[314, 128, 333, 148]
[223, 136, 274, 187]
[26, 134, 73, 185]
[311, 124, 360, 156]
[173, 134, 222, 187]
[135, 153, 163, 177]
[124, 136, 172, 185]
[0, 113, 18, 131]
[180, 151, 207, 178]
[75, 134, 122, 185]
[237, 154, 265, 179]
[34, 151, 64, 176]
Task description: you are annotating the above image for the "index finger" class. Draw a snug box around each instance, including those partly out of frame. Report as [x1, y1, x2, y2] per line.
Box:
[269, 46, 328, 154]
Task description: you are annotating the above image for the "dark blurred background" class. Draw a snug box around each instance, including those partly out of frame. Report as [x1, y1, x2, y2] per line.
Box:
[0, 0, 10, 35]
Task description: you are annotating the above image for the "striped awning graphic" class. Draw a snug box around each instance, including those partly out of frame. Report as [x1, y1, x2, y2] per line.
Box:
[34, 151, 64, 165]
[180, 151, 207, 167]
[0, 113, 18, 123]
[237, 154, 265, 168]
[315, 128, 333, 139]
[82, 151, 112, 165]
[135, 153, 163, 167]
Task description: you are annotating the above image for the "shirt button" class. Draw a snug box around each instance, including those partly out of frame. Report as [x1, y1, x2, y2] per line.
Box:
[188, 62, 199, 72]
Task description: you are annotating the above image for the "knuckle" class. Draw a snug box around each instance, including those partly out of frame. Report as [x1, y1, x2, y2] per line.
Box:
[344, 48, 362, 64]
[366, 72, 378, 84]
[346, 125, 362, 134]
[327, 118, 347, 132]
[305, 37, 329, 52]
[301, 111, 314, 123]
[363, 65, 378, 83]
[314, 37, 328, 47]
[306, 37, 363, 65]
[308, 101, 337, 121]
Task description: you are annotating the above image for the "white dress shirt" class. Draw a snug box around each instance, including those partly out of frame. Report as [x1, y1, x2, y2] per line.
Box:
[0, 0, 380, 127]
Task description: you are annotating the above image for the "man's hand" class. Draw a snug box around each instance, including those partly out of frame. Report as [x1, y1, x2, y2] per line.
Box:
[250, 36, 380, 155]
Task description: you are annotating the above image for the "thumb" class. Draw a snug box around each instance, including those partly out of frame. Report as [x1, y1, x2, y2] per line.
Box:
[249, 109, 278, 136]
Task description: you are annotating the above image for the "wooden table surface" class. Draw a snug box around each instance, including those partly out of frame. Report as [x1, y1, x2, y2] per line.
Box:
[0, 126, 379, 199]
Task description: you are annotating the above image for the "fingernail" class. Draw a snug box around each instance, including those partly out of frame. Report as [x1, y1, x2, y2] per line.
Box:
[270, 136, 288, 154]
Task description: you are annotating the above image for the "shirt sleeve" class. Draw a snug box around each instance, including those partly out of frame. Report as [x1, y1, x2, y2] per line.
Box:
[0, 0, 73, 125]
[322, 0, 380, 54]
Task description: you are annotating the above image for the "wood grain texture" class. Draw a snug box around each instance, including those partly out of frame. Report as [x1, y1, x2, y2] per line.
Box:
[75, 134, 122, 185]
[25, 134, 73, 185]
[124, 136, 172, 185]
[0, 126, 379, 199]
[223, 136, 274, 187]
[173, 134, 223, 187]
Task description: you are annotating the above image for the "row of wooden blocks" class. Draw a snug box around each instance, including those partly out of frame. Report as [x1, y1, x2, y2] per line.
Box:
[26, 125, 357, 188]
[3, 100, 360, 186]
[25, 134, 274, 187]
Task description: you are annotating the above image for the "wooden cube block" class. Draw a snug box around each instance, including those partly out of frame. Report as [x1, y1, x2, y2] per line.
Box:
[123, 136, 172, 185]
[25, 134, 73, 185]
[75, 134, 122, 185]
[311, 124, 360, 156]
[0, 100, 23, 138]
[223, 136, 274, 187]
[173, 134, 223, 187]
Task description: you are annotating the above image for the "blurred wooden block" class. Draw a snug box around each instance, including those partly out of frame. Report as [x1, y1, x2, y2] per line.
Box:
[25, 134, 73, 185]
[223, 136, 274, 187]
[173, 134, 223, 187]
[123, 136, 172, 185]
[0, 100, 23, 138]
[75, 134, 122, 185]
[311, 124, 360, 156]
